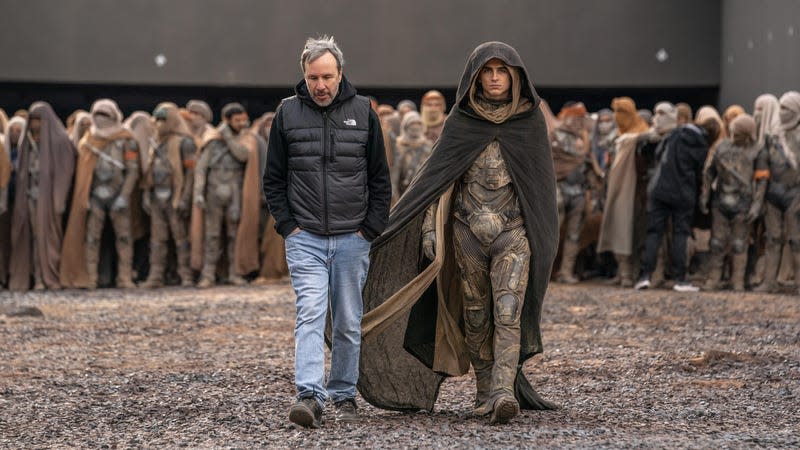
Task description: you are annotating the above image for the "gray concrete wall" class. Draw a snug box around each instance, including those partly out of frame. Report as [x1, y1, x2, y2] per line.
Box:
[0, 0, 720, 88]
[719, 0, 800, 109]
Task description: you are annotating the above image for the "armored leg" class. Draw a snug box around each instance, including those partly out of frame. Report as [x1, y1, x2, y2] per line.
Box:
[452, 220, 493, 414]
[225, 183, 246, 285]
[141, 203, 169, 288]
[704, 209, 728, 291]
[168, 209, 193, 286]
[755, 204, 783, 292]
[729, 215, 750, 291]
[109, 207, 135, 289]
[199, 204, 223, 288]
[225, 207, 246, 286]
[488, 226, 530, 424]
[558, 194, 584, 284]
[84, 203, 107, 289]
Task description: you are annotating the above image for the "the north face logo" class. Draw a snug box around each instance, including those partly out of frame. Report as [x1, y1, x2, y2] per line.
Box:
[343, 119, 357, 126]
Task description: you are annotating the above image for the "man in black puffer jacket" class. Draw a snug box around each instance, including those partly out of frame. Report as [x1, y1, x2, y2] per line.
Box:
[264, 36, 390, 428]
[635, 118, 719, 292]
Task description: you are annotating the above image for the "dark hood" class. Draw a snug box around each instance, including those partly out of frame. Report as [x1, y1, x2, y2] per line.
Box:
[295, 74, 358, 111]
[679, 124, 709, 147]
[455, 41, 540, 113]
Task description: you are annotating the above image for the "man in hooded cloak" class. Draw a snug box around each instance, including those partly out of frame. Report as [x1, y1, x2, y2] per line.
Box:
[9, 102, 75, 291]
[140, 104, 197, 288]
[60, 99, 139, 289]
[358, 42, 558, 424]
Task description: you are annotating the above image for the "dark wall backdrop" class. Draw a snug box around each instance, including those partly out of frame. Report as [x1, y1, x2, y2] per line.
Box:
[0, 0, 720, 87]
[0, 0, 727, 118]
[719, 0, 800, 109]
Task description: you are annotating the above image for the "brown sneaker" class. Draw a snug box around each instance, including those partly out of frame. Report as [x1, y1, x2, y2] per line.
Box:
[490, 395, 520, 425]
[334, 398, 358, 423]
[288, 397, 322, 429]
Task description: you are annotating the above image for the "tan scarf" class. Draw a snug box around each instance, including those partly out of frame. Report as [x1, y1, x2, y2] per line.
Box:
[467, 63, 530, 124]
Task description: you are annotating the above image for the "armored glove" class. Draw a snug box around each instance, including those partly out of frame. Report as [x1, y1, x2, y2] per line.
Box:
[745, 201, 762, 224]
[422, 230, 436, 260]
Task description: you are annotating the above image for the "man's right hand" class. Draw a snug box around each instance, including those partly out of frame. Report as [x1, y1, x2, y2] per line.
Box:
[194, 194, 205, 210]
[422, 231, 436, 260]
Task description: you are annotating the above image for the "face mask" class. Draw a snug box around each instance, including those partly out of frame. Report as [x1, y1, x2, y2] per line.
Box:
[93, 114, 115, 129]
[780, 107, 797, 126]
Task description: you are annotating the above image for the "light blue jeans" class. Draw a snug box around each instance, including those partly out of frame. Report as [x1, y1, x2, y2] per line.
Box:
[284, 230, 371, 405]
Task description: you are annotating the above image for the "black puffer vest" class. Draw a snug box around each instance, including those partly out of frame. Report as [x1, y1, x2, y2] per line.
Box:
[280, 89, 371, 234]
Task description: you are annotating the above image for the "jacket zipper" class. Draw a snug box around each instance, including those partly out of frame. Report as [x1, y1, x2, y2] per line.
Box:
[322, 111, 329, 233]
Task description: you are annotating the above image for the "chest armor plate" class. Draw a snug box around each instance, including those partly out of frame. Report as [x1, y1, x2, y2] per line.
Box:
[209, 145, 245, 184]
[769, 132, 800, 186]
[152, 143, 173, 187]
[91, 141, 125, 202]
[455, 142, 522, 246]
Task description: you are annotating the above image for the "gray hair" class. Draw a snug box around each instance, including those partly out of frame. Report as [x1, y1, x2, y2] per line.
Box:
[300, 36, 344, 73]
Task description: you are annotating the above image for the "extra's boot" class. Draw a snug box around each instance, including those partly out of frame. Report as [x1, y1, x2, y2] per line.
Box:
[557, 240, 581, 284]
[473, 360, 493, 416]
[617, 254, 634, 288]
[754, 245, 780, 293]
[198, 236, 221, 289]
[115, 236, 136, 289]
[140, 242, 166, 289]
[731, 252, 748, 292]
[704, 253, 723, 291]
[176, 239, 194, 287]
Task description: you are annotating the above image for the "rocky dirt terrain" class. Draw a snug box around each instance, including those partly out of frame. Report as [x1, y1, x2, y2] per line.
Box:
[1, 281, 798, 448]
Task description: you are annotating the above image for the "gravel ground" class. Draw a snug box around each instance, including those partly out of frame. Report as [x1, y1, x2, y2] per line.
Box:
[1, 281, 798, 449]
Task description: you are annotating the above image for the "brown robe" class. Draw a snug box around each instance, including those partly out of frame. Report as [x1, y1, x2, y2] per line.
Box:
[0, 139, 10, 286]
[9, 102, 76, 291]
[189, 127, 261, 276]
[60, 129, 135, 288]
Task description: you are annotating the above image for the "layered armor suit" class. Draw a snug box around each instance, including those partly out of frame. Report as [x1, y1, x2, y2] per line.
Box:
[194, 129, 249, 288]
[141, 116, 196, 288]
[86, 137, 139, 288]
[423, 141, 528, 416]
[551, 127, 600, 284]
[758, 130, 800, 293]
[702, 139, 768, 291]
